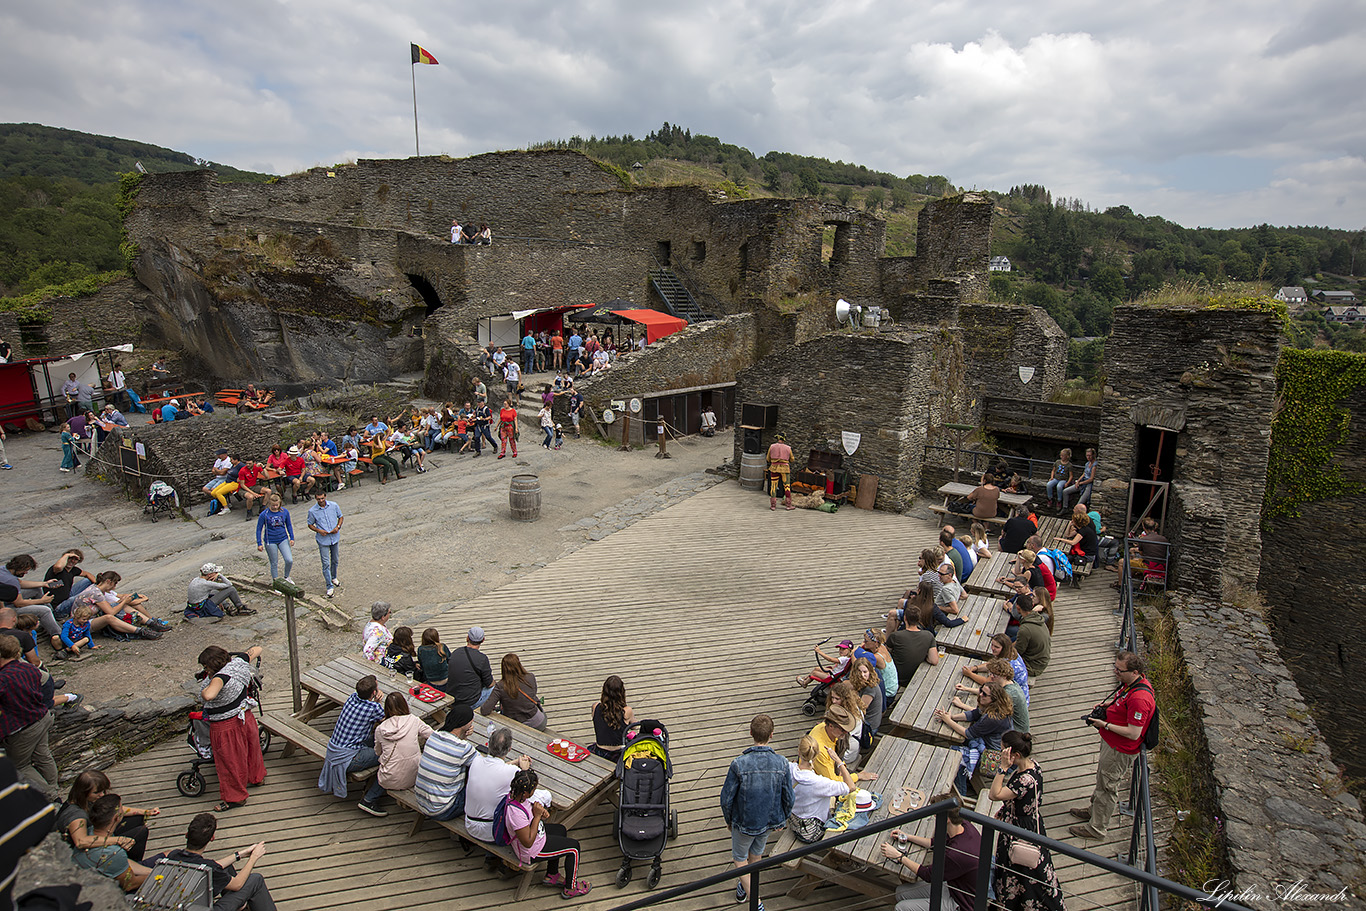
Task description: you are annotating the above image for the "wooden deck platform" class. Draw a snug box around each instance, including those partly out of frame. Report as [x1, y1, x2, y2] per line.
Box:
[101, 482, 1139, 911]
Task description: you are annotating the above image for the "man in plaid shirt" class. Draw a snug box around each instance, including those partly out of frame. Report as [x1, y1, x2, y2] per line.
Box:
[318, 675, 384, 797]
[0, 635, 56, 794]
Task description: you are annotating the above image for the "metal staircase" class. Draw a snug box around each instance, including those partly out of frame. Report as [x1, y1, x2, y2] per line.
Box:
[649, 269, 709, 324]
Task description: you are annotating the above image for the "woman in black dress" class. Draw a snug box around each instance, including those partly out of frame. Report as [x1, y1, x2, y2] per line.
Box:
[988, 730, 1065, 911]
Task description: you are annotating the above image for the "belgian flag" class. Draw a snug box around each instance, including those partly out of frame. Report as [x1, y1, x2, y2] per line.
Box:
[411, 43, 438, 65]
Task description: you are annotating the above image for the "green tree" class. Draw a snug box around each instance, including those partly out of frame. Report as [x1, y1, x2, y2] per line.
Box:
[797, 167, 821, 196]
[864, 187, 885, 212]
[834, 185, 853, 206]
[1092, 264, 1125, 301]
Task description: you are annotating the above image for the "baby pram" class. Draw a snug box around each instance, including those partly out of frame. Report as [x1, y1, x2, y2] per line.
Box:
[801, 637, 852, 716]
[176, 654, 270, 797]
[144, 480, 180, 523]
[614, 720, 678, 890]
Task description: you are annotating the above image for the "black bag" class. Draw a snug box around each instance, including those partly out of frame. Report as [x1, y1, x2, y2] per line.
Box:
[1131, 681, 1160, 749]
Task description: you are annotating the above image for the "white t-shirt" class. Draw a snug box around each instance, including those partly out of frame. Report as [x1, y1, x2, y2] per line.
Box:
[214, 456, 232, 475]
[108, 370, 125, 390]
[463, 753, 519, 842]
[789, 763, 850, 820]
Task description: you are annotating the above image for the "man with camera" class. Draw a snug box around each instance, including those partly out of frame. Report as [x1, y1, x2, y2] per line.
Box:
[1068, 651, 1155, 841]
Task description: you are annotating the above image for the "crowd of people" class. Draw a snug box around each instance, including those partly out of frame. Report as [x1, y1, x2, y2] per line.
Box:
[480, 325, 647, 390]
[714, 508, 1161, 911]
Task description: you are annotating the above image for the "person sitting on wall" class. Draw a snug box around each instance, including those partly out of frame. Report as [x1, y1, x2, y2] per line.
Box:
[475, 223, 492, 245]
[202, 450, 240, 517]
[700, 406, 717, 437]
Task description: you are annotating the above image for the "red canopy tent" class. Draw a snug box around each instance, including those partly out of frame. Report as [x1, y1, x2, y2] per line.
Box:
[611, 309, 686, 344]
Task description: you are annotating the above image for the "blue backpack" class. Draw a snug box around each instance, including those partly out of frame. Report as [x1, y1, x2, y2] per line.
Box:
[1039, 548, 1072, 581]
[491, 794, 514, 846]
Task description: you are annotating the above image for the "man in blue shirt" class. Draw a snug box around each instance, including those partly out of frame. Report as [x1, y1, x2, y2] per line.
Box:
[160, 399, 180, 422]
[364, 415, 388, 438]
[306, 491, 344, 598]
[521, 331, 536, 375]
[719, 714, 793, 910]
[319, 674, 384, 799]
[566, 332, 583, 375]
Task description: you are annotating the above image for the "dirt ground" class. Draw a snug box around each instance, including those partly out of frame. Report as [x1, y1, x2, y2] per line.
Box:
[0, 411, 733, 708]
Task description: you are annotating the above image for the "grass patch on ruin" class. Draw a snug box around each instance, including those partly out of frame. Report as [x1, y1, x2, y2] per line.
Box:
[1137, 599, 1234, 903]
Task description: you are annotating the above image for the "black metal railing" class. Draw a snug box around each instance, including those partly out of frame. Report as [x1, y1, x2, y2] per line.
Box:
[609, 794, 1247, 911]
[924, 444, 1057, 482]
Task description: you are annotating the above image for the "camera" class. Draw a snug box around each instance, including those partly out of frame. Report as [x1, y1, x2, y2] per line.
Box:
[1081, 706, 1106, 726]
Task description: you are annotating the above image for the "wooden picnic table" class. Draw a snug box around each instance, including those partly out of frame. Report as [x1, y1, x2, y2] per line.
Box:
[885, 657, 973, 742]
[963, 552, 1018, 598]
[937, 482, 1030, 513]
[781, 738, 962, 900]
[472, 716, 617, 828]
[934, 594, 1009, 659]
[295, 654, 453, 726]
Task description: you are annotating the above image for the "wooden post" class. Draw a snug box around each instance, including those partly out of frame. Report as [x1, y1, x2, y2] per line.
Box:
[272, 579, 305, 713]
[655, 420, 671, 459]
[942, 423, 976, 484]
[618, 413, 631, 452]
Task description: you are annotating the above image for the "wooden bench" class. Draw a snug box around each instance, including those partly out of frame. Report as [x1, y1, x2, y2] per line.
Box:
[347, 468, 365, 487]
[928, 504, 1007, 527]
[255, 713, 374, 782]
[387, 787, 540, 901]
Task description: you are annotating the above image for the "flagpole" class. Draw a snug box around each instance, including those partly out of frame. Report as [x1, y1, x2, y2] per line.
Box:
[411, 63, 420, 157]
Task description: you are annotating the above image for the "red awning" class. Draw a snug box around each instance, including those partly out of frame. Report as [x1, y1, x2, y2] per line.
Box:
[610, 309, 687, 344]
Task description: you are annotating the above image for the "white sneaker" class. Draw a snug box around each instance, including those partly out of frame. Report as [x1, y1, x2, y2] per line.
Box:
[59, 467, 71, 472]
[331, 577, 340, 586]
[326, 587, 335, 598]
[284, 576, 294, 584]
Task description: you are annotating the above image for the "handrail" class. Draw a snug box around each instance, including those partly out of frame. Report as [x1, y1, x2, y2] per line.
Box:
[609, 793, 1247, 911]
[923, 444, 1056, 481]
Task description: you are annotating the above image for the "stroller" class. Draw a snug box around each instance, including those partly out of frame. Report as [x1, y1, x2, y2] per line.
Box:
[614, 720, 678, 890]
[176, 654, 271, 797]
[144, 480, 180, 523]
[801, 637, 852, 716]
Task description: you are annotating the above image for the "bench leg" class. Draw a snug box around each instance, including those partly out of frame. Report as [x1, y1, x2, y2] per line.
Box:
[513, 868, 537, 901]
[409, 813, 425, 837]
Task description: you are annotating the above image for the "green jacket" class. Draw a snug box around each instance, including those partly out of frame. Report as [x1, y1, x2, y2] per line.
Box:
[1015, 613, 1051, 677]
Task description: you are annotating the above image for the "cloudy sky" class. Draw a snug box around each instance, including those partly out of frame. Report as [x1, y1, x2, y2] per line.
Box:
[3, 0, 1363, 229]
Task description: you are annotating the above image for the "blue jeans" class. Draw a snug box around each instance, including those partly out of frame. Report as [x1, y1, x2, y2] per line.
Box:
[475, 685, 493, 708]
[523, 350, 534, 373]
[1046, 479, 1065, 501]
[264, 540, 294, 579]
[318, 542, 339, 585]
[55, 577, 94, 620]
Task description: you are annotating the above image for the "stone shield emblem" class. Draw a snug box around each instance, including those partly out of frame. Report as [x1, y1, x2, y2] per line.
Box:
[842, 431, 861, 455]
[1018, 366, 1036, 384]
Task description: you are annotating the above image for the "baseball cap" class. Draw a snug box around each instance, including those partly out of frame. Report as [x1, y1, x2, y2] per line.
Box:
[201, 563, 222, 575]
[467, 626, 486, 644]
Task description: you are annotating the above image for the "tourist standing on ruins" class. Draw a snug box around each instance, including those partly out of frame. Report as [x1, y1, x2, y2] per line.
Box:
[307, 491, 344, 599]
[552, 329, 564, 370]
[106, 362, 128, 411]
[504, 358, 521, 400]
[1068, 651, 1155, 842]
[766, 433, 794, 511]
[497, 399, 520, 459]
[720, 714, 792, 909]
[521, 330, 536, 375]
[451, 220, 462, 244]
[471, 400, 495, 457]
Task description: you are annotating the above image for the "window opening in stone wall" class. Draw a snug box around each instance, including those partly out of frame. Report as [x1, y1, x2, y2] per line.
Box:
[405, 273, 443, 318]
[656, 240, 671, 266]
[1132, 426, 1177, 520]
[738, 242, 750, 274]
[17, 321, 48, 356]
[691, 240, 706, 263]
[823, 222, 849, 268]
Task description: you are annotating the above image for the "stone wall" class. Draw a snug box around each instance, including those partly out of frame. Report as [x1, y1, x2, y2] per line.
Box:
[959, 302, 1069, 407]
[733, 329, 935, 511]
[1169, 596, 1365, 908]
[1260, 381, 1366, 792]
[51, 695, 192, 777]
[0, 277, 148, 360]
[880, 193, 994, 325]
[89, 413, 298, 507]
[1094, 306, 1283, 598]
[566, 314, 758, 430]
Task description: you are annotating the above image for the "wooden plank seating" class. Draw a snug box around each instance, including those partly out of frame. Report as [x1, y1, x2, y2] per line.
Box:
[256, 712, 373, 783]
[964, 552, 1017, 598]
[885, 657, 972, 742]
[296, 654, 452, 727]
[933, 482, 1030, 530]
[386, 788, 541, 901]
[927, 503, 1007, 527]
[934, 593, 1009, 659]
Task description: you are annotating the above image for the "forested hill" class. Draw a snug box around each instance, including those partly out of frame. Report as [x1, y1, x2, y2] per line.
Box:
[0, 123, 268, 184]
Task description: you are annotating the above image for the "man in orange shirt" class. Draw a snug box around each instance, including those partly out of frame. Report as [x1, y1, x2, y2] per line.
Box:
[551, 331, 564, 371]
[497, 399, 519, 459]
[766, 433, 794, 511]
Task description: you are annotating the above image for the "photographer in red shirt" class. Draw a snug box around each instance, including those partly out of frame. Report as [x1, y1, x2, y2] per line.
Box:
[1068, 651, 1155, 841]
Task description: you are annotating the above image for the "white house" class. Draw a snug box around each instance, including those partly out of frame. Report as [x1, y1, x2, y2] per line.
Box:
[1274, 286, 1307, 305]
[1324, 306, 1364, 323]
[989, 256, 1012, 272]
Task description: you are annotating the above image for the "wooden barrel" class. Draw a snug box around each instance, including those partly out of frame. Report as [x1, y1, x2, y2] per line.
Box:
[738, 452, 766, 491]
[509, 474, 541, 521]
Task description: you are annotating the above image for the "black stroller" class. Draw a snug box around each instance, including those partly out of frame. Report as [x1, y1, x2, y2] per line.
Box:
[801, 637, 853, 716]
[176, 654, 271, 797]
[614, 720, 678, 890]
